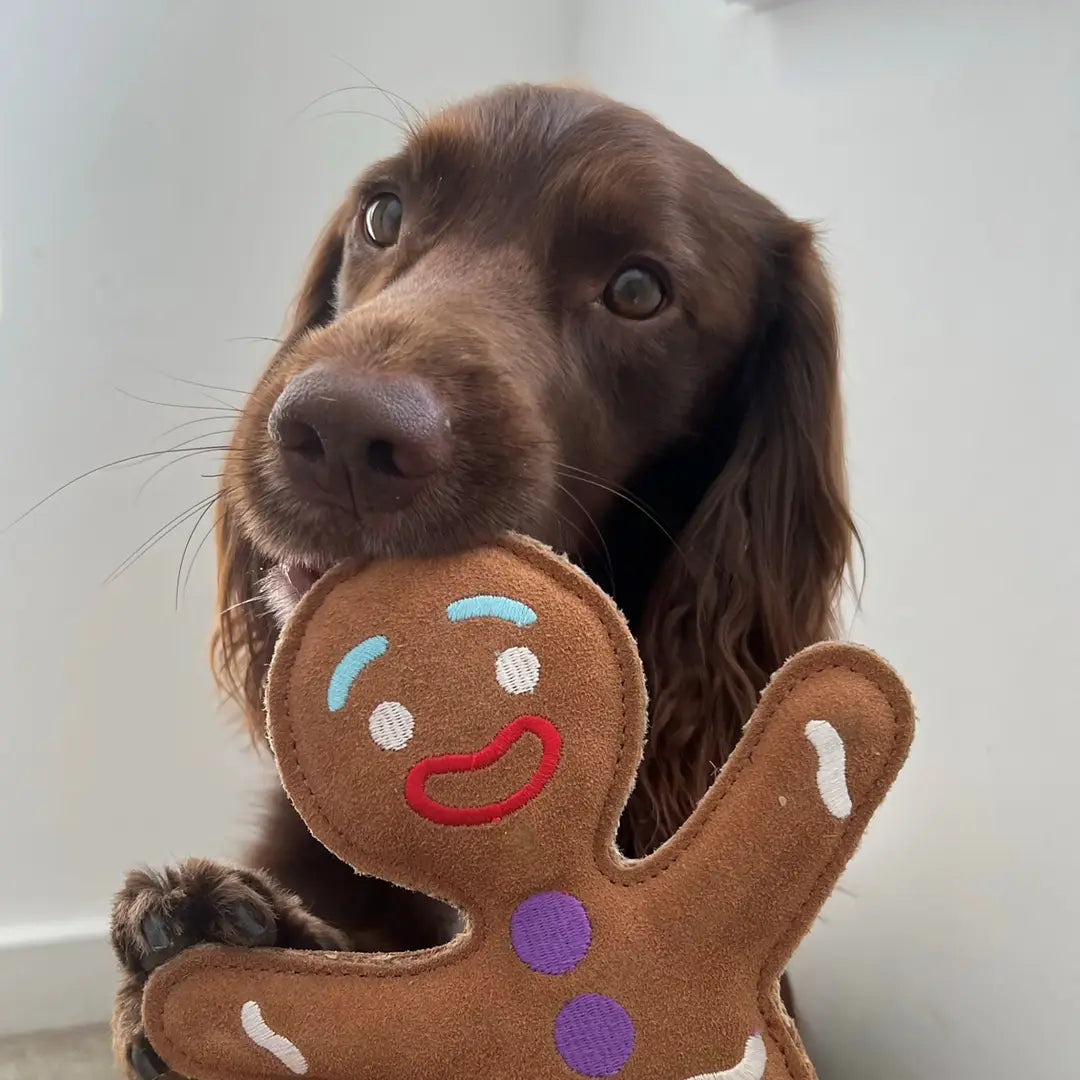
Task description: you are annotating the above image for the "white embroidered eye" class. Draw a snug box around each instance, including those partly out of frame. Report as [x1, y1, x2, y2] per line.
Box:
[495, 646, 540, 694]
[368, 701, 415, 750]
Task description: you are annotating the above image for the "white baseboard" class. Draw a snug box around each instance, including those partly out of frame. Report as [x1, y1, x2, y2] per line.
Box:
[0, 918, 115, 1037]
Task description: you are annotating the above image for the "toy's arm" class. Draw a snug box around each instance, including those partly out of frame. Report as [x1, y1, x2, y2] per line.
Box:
[633, 642, 914, 965]
[143, 942, 484, 1080]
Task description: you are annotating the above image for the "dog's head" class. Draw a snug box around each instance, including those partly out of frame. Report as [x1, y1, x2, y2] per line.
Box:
[216, 83, 855, 852]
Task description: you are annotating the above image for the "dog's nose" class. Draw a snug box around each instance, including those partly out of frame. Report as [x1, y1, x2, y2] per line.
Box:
[268, 365, 452, 513]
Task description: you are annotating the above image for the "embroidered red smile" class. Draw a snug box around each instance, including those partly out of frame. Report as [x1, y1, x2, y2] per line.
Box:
[404, 715, 562, 826]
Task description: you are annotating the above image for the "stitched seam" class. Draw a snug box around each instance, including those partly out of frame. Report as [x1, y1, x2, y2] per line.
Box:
[275, 581, 488, 967]
[756, 667, 903, 1077]
[475, 540, 637, 878]
[155, 539, 908, 1080]
[607, 660, 897, 883]
[163, 538, 632, 989]
[154, 537, 639, 1071]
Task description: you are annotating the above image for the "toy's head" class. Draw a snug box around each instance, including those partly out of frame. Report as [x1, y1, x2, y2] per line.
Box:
[266, 535, 646, 912]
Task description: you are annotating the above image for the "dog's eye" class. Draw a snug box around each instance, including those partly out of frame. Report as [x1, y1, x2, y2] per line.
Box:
[603, 266, 666, 319]
[362, 193, 403, 247]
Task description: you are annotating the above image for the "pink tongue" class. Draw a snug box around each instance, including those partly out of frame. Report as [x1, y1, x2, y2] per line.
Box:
[283, 565, 321, 594]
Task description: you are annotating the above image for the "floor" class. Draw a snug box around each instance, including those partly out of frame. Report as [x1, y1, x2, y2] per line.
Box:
[0, 1024, 115, 1079]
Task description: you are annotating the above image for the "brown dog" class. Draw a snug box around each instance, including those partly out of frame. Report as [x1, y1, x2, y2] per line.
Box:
[110, 83, 855, 1079]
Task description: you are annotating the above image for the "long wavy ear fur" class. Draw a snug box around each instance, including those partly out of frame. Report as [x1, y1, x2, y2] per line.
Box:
[625, 222, 857, 854]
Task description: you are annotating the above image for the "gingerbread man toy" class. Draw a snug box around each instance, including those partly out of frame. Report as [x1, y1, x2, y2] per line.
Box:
[143, 535, 914, 1080]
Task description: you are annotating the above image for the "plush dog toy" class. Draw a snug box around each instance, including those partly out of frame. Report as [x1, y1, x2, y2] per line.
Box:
[143, 535, 914, 1080]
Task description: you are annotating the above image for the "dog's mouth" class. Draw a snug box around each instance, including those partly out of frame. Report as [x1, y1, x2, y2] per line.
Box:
[260, 562, 329, 627]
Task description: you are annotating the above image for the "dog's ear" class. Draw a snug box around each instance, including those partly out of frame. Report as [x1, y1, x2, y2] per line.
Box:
[211, 194, 356, 739]
[626, 221, 858, 854]
[284, 194, 357, 338]
[211, 506, 273, 741]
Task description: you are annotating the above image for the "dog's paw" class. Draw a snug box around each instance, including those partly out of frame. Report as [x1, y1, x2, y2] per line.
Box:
[113, 972, 181, 1080]
[109, 860, 276, 1078]
[127, 1032, 176, 1080]
[110, 859, 349, 1077]
[110, 858, 284, 975]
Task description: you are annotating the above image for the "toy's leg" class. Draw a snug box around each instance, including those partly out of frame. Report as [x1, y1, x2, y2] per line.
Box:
[143, 945, 488, 1080]
[111, 859, 349, 1079]
[630, 643, 914, 964]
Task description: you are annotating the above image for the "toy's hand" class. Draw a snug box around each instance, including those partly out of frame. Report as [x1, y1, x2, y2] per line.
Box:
[638, 642, 914, 970]
[142, 944, 485, 1080]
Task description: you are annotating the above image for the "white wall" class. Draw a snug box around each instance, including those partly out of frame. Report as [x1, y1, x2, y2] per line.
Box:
[0, 0, 572, 1034]
[579, 1, 1080, 1077]
[4, 0, 1077, 1069]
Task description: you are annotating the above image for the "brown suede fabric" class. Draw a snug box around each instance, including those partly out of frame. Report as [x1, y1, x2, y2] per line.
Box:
[144, 536, 915, 1080]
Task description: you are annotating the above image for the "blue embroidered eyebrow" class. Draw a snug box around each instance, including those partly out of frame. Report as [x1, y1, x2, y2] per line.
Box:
[327, 635, 389, 711]
[445, 595, 537, 627]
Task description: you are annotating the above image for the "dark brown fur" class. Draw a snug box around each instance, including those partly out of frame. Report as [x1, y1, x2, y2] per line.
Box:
[111, 83, 853, 1077]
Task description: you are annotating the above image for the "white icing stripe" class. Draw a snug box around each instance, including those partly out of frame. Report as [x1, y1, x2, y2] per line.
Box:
[240, 1000, 309, 1075]
[804, 719, 853, 819]
[687, 1033, 767, 1080]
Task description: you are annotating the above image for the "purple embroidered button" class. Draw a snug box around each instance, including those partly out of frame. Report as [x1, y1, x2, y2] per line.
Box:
[510, 891, 591, 975]
[554, 994, 635, 1077]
